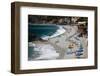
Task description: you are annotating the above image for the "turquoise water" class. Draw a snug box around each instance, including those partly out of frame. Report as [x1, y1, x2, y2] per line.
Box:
[28, 24, 59, 41]
[28, 24, 59, 59]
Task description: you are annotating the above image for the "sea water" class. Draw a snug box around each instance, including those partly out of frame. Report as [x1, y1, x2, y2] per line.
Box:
[28, 24, 59, 41]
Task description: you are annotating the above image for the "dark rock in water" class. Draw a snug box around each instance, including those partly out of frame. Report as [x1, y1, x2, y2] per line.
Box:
[28, 33, 42, 42]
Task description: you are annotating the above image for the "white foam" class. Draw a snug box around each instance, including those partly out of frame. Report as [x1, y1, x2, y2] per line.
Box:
[34, 44, 59, 59]
[41, 26, 66, 40]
